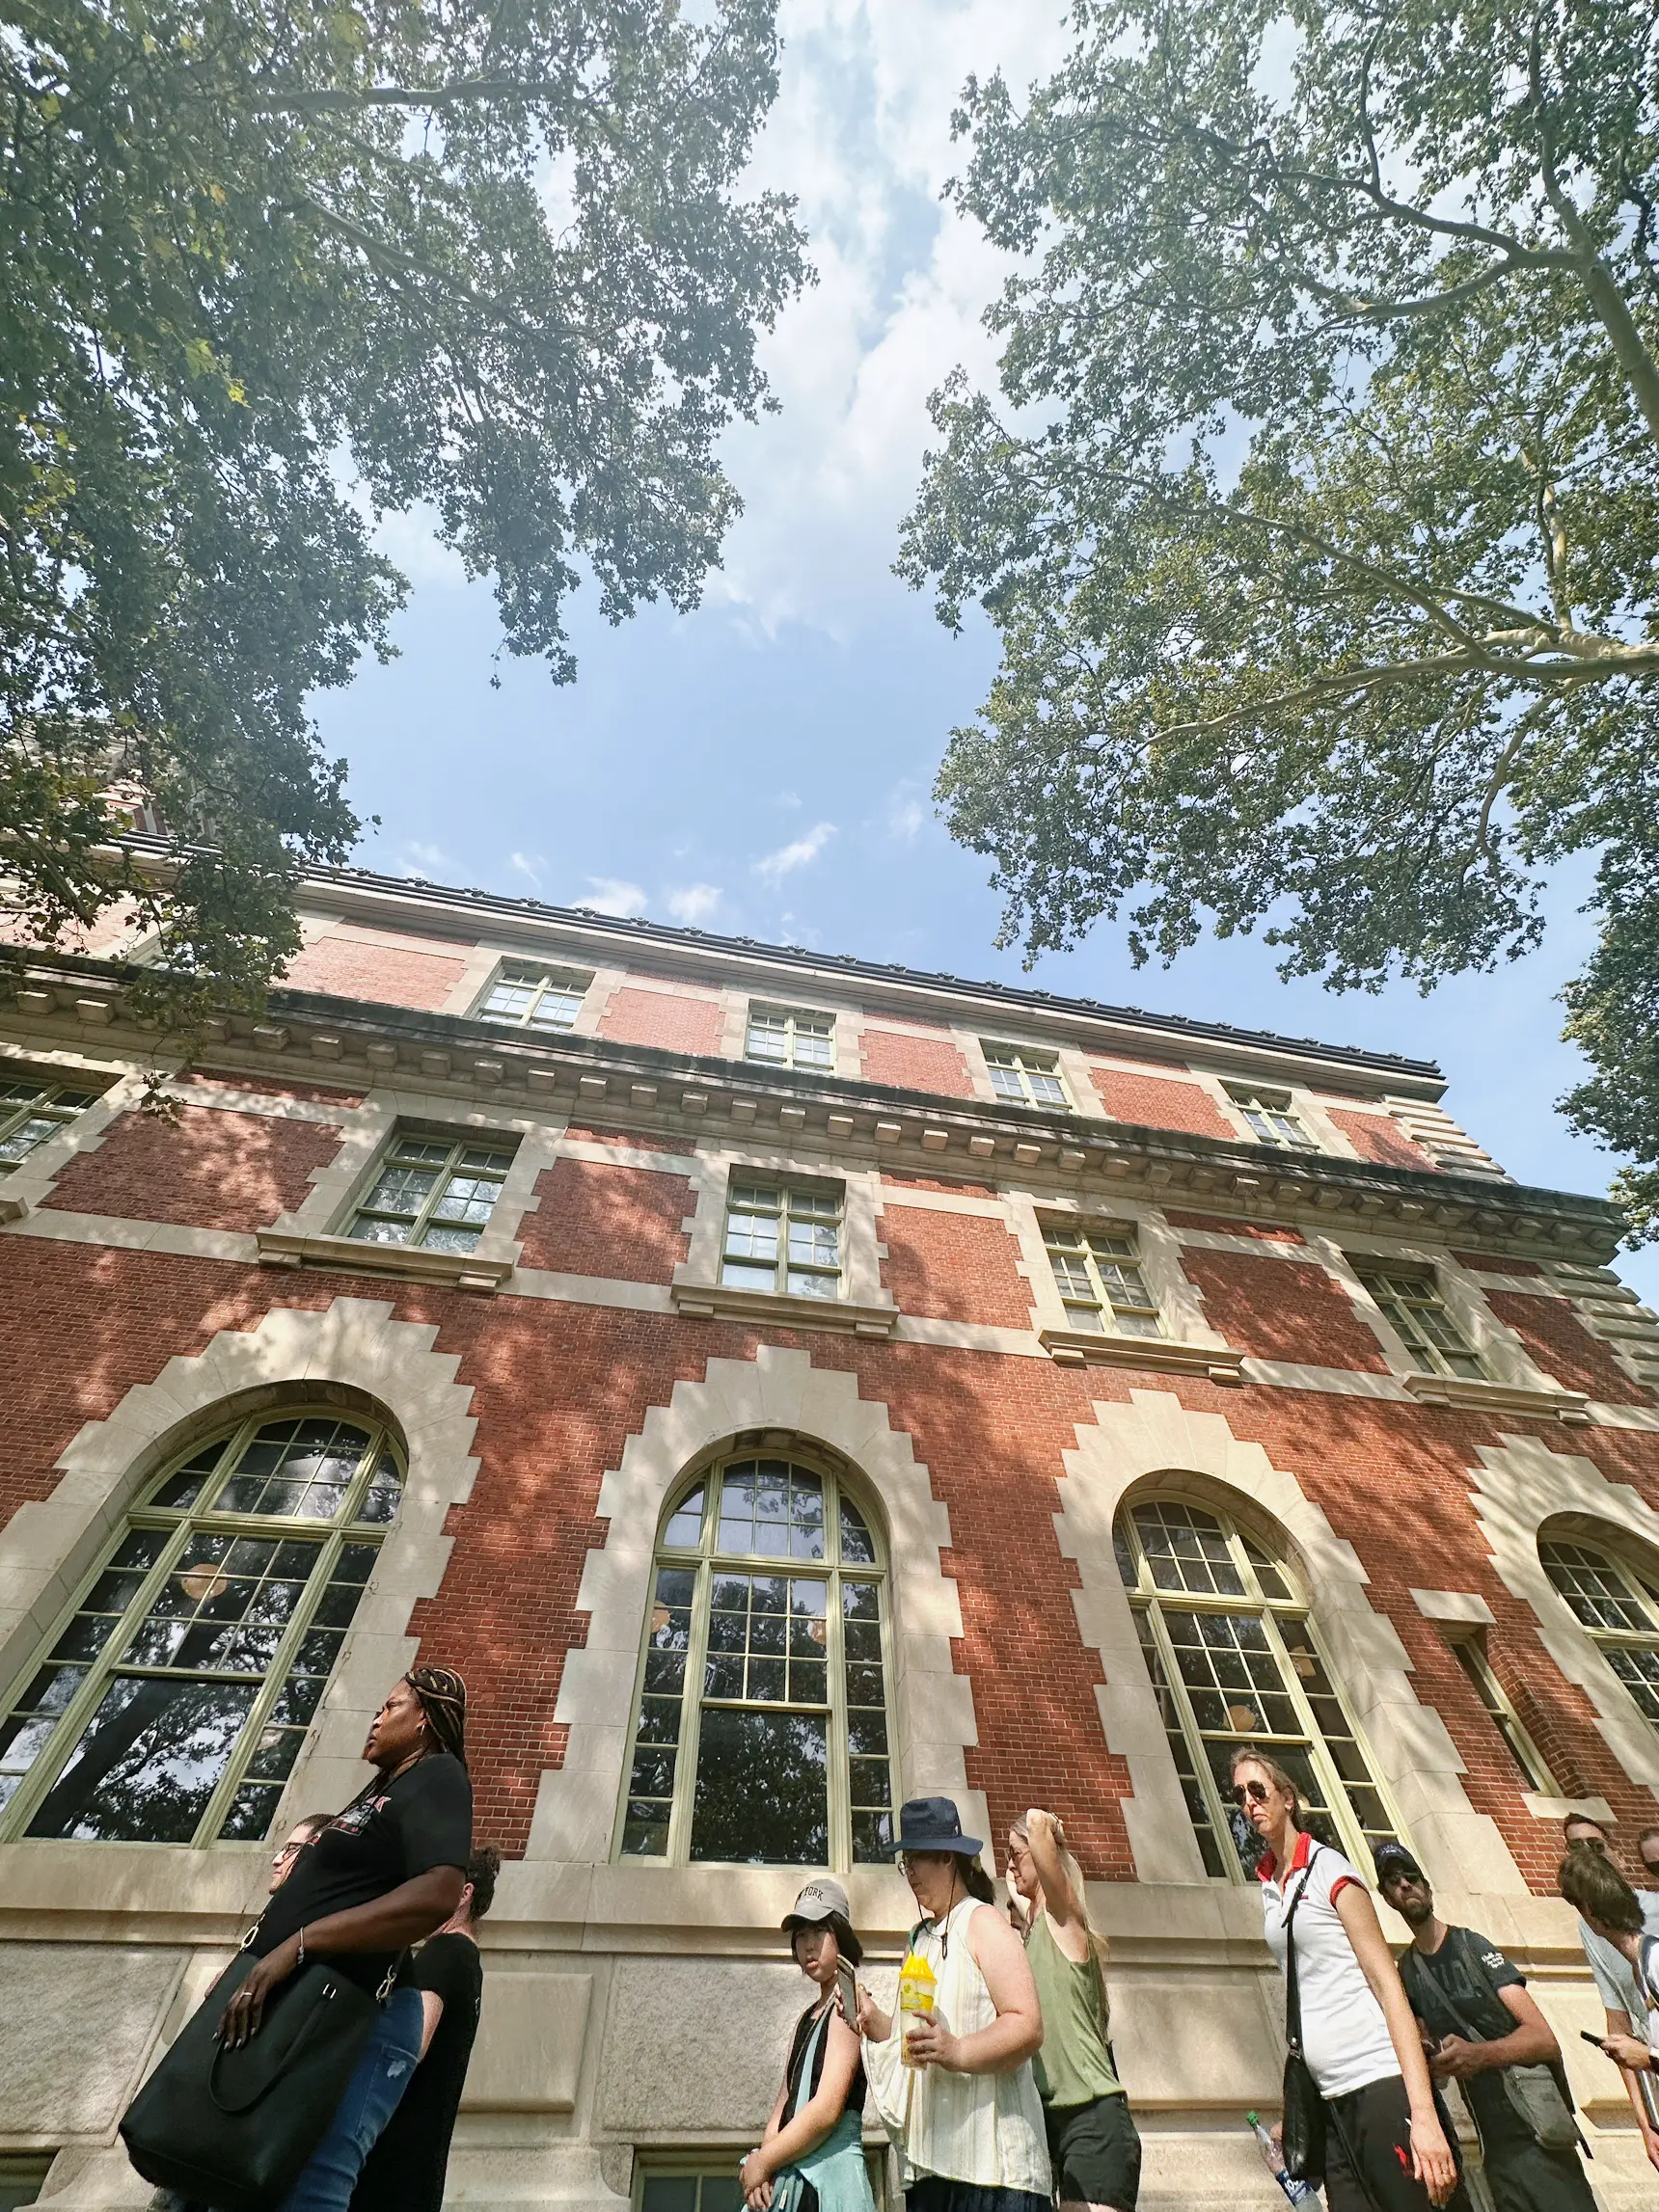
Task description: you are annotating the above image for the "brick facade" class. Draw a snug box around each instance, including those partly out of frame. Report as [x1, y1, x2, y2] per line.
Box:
[1326, 1106, 1438, 1172]
[1088, 1065, 1236, 1139]
[858, 1025, 973, 1096]
[6, 868, 1659, 2208]
[41, 1103, 346, 1233]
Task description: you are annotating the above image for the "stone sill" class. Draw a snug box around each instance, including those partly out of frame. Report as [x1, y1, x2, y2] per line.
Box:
[1040, 1327, 1245, 1386]
[670, 1281, 897, 1337]
[256, 1227, 511, 1294]
[1401, 1371, 1591, 1424]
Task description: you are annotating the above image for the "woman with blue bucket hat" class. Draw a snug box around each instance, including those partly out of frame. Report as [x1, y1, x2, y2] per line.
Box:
[857, 1798, 1049, 2212]
[741, 1878, 878, 2212]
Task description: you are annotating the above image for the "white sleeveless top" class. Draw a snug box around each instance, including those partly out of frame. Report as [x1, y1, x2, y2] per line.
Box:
[863, 1898, 1050, 2194]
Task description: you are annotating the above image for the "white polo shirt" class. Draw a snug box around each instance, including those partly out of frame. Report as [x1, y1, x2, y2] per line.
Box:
[1259, 1831, 1401, 2099]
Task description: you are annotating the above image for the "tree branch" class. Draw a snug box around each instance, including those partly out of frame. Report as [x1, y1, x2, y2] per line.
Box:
[250, 76, 575, 113]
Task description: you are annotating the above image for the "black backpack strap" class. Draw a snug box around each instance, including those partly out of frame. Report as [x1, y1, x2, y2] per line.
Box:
[1280, 1842, 1322, 2058]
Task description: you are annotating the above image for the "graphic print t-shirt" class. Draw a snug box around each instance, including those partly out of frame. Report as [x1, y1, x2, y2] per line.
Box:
[351, 1931, 484, 2212]
[1400, 1927, 1532, 2146]
[256, 1752, 473, 1994]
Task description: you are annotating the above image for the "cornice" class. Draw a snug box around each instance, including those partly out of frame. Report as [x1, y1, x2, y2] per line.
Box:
[111, 835, 1447, 1095]
[0, 954, 1623, 1262]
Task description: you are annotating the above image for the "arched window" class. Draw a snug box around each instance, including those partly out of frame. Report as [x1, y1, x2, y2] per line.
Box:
[0, 1412, 402, 1846]
[617, 1452, 894, 1868]
[1116, 1497, 1394, 1878]
[1540, 1536, 1659, 1722]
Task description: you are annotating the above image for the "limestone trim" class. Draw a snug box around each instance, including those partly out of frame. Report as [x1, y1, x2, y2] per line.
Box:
[155, 1077, 364, 1126]
[1053, 1389, 1528, 1894]
[256, 1227, 512, 1293]
[1466, 1434, 1659, 1796]
[0, 1295, 480, 1868]
[0, 1061, 152, 1218]
[528, 1342, 980, 1866]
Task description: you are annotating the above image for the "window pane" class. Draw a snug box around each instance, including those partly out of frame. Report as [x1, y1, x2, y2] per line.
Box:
[25, 1675, 260, 1842]
[689, 1709, 829, 1863]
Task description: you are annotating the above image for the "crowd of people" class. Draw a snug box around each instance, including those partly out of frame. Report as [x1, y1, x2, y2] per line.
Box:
[128, 1678, 1659, 2212]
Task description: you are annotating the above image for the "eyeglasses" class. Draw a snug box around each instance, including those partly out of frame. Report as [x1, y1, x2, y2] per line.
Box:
[271, 1840, 306, 1867]
[1567, 1834, 1610, 1857]
[1230, 1779, 1271, 1808]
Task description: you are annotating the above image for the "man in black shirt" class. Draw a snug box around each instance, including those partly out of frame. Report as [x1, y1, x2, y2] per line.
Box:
[349, 1843, 500, 2212]
[1373, 1844, 1592, 2212]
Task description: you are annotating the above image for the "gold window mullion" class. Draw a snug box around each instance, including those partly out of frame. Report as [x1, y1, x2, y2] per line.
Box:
[192, 1526, 349, 1845]
[668, 1553, 716, 1865]
[1139, 1594, 1239, 1863]
[826, 1477, 850, 1871]
[0, 1515, 200, 1842]
[407, 1139, 465, 1246]
[1257, 1606, 1375, 1871]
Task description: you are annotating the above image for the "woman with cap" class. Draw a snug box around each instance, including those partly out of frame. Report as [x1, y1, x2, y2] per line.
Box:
[1005, 1809, 1139, 2212]
[857, 1797, 1049, 2212]
[214, 1665, 475, 2212]
[740, 1879, 877, 2212]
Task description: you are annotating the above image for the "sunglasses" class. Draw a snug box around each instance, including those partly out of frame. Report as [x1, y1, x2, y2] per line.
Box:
[1230, 1779, 1273, 1808]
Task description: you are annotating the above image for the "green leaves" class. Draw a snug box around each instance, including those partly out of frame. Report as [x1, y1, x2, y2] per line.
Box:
[903, 0, 1659, 1235]
[1, 0, 804, 1018]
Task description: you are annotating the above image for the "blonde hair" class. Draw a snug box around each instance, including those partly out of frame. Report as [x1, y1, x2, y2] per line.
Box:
[1011, 1813, 1110, 1973]
[1229, 1745, 1305, 1830]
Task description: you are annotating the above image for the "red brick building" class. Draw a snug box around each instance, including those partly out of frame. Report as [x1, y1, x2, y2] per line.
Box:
[1, 861, 1657, 2206]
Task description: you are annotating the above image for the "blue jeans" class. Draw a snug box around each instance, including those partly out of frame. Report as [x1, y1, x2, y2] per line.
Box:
[275, 1986, 422, 2212]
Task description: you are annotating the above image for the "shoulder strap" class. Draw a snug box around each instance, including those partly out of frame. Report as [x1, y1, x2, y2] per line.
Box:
[1407, 1929, 1497, 2046]
[1279, 1842, 1322, 2058]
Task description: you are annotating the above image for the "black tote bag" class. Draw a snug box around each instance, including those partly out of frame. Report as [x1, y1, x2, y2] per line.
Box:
[121, 1944, 382, 2212]
[1279, 1846, 1328, 2185]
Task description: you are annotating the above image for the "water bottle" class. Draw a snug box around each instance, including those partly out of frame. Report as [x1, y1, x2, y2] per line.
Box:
[1245, 2112, 1321, 2204]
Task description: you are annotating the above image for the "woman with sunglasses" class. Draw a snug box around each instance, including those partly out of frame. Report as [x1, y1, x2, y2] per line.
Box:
[1231, 1749, 1467, 2212]
[857, 1796, 1049, 2212]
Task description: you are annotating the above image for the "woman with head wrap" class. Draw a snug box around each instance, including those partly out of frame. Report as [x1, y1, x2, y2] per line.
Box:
[215, 1666, 476, 2212]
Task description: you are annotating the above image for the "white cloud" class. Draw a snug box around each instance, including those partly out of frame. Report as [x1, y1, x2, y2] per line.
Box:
[508, 851, 547, 892]
[884, 781, 930, 843]
[704, 1, 1075, 634]
[753, 822, 837, 884]
[666, 883, 724, 926]
[577, 877, 649, 917]
[397, 839, 457, 877]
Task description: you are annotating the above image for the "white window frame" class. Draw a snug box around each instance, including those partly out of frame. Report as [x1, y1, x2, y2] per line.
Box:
[1539, 1536, 1659, 1727]
[1116, 1497, 1400, 1881]
[0, 1071, 104, 1171]
[473, 958, 592, 1033]
[720, 1179, 844, 1301]
[1446, 1632, 1561, 1795]
[344, 1130, 516, 1254]
[1041, 1220, 1161, 1336]
[1223, 1084, 1318, 1149]
[745, 1004, 836, 1071]
[1357, 1265, 1485, 1380]
[613, 1453, 895, 1870]
[983, 1041, 1072, 1109]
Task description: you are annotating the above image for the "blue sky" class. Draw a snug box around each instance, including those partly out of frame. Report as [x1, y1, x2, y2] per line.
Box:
[313, 0, 1656, 1306]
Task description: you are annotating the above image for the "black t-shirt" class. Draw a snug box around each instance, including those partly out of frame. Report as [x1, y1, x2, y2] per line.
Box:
[350, 1932, 484, 2212]
[1398, 1926, 1531, 2145]
[256, 1752, 473, 1995]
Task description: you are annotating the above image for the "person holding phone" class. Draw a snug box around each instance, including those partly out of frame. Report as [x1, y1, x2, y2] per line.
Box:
[1559, 1850, 1659, 2086]
[741, 1879, 877, 2212]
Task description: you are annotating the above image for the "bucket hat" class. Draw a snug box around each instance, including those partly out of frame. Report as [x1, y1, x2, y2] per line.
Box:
[782, 1876, 862, 1966]
[888, 1795, 984, 1857]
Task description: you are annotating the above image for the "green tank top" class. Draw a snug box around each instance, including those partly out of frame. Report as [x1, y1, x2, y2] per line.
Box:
[1025, 1907, 1123, 2107]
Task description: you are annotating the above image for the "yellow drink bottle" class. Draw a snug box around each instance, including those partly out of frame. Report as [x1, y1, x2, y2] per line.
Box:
[896, 1949, 937, 2066]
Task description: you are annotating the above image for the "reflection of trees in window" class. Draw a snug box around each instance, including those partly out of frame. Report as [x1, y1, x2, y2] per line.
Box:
[1540, 1537, 1659, 1724]
[617, 1454, 893, 1868]
[0, 1415, 401, 1844]
[1115, 1497, 1395, 1879]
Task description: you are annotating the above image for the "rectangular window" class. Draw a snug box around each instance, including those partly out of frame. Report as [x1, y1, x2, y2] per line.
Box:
[984, 1042, 1070, 1108]
[721, 1182, 842, 1300]
[746, 1005, 835, 1070]
[1450, 1636, 1560, 1794]
[0, 1073, 102, 1169]
[1225, 1085, 1317, 1149]
[1357, 1266, 1483, 1379]
[347, 1133, 515, 1254]
[0, 2156, 57, 2212]
[1044, 1222, 1160, 1336]
[475, 960, 591, 1032]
